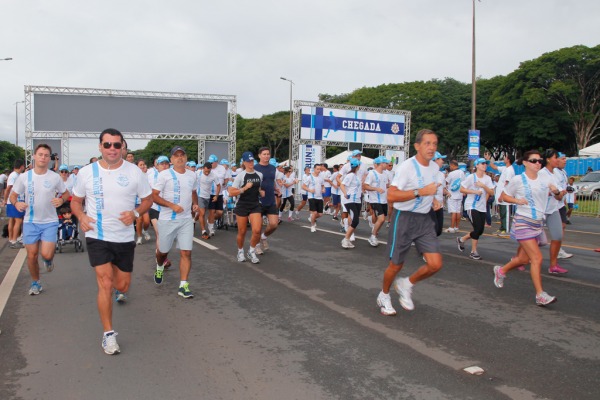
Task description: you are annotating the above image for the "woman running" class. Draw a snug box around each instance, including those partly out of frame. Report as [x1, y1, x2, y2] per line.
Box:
[340, 159, 362, 249]
[135, 159, 151, 244]
[279, 166, 296, 221]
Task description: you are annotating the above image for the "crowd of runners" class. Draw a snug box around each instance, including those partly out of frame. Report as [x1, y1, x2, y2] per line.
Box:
[2, 127, 596, 355]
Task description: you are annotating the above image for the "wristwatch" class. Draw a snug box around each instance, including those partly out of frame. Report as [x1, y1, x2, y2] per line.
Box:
[413, 189, 420, 198]
[133, 209, 140, 218]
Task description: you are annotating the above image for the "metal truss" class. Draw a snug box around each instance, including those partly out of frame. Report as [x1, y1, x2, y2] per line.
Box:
[24, 85, 237, 166]
[291, 100, 411, 163]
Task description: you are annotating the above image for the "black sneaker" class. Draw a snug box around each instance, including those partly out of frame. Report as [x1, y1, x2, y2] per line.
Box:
[456, 237, 465, 252]
[154, 268, 164, 284]
[470, 252, 482, 260]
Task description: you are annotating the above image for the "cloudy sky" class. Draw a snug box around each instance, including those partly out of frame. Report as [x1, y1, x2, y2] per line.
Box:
[1, 0, 599, 164]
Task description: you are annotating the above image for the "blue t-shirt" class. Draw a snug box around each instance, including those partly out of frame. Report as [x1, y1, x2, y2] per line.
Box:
[254, 163, 276, 206]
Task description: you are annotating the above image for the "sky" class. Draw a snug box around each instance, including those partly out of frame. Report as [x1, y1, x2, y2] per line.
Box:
[1, 0, 599, 164]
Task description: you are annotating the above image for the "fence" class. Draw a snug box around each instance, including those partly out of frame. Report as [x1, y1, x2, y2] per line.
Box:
[572, 191, 600, 217]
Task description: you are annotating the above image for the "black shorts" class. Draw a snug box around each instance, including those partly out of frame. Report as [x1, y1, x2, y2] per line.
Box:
[260, 203, 279, 216]
[208, 195, 224, 210]
[370, 203, 388, 217]
[86, 238, 136, 273]
[558, 206, 568, 224]
[234, 203, 262, 217]
[308, 199, 324, 213]
[149, 208, 160, 221]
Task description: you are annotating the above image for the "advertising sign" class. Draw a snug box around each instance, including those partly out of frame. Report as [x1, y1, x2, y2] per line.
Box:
[468, 130, 480, 160]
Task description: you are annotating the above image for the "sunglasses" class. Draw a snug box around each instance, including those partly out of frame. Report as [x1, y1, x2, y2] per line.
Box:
[102, 142, 123, 149]
[60, 170, 69, 173]
[526, 159, 543, 164]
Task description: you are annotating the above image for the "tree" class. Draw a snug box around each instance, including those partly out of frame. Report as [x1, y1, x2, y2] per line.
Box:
[0, 141, 25, 171]
[237, 111, 290, 160]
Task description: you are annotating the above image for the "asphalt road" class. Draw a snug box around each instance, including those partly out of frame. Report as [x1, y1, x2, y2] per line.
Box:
[0, 211, 599, 400]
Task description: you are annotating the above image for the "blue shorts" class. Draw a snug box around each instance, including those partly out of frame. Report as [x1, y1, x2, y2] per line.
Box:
[323, 187, 332, 197]
[332, 194, 341, 206]
[301, 194, 308, 201]
[23, 222, 59, 245]
[7, 204, 25, 219]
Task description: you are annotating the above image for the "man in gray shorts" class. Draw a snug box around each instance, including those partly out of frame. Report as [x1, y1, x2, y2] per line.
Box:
[195, 162, 220, 240]
[376, 129, 444, 316]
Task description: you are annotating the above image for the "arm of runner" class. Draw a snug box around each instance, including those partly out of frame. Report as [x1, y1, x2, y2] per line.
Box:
[152, 189, 184, 214]
[71, 195, 96, 232]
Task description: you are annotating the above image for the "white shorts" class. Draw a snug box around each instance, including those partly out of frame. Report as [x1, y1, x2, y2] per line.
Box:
[447, 198, 462, 214]
[157, 218, 194, 253]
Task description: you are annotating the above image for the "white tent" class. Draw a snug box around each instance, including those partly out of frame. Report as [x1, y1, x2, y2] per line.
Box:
[579, 142, 600, 157]
[325, 150, 374, 168]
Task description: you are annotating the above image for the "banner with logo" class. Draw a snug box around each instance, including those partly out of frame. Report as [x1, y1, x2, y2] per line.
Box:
[468, 130, 480, 160]
[300, 106, 405, 146]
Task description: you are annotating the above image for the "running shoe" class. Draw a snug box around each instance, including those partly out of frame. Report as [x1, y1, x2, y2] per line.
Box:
[260, 238, 269, 252]
[209, 229, 215, 237]
[535, 291, 557, 306]
[386, 221, 390, 228]
[115, 290, 127, 303]
[9, 241, 23, 249]
[499, 230, 509, 238]
[143, 230, 151, 241]
[548, 264, 569, 275]
[341, 238, 354, 249]
[201, 230, 210, 240]
[247, 250, 260, 264]
[237, 250, 246, 262]
[456, 237, 465, 252]
[350, 233, 355, 242]
[332, 215, 339, 220]
[44, 259, 55, 272]
[102, 332, 120, 355]
[368, 235, 378, 247]
[310, 224, 317, 233]
[178, 282, 194, 298]
[469, 252, 482, 260]
[255, 244, 264, 255]
[136, 236, 143, 245]
[29, 281, 42, 295]
[376, 291, 397, 316]
[557, 249, 573, 259]
[493, 265, 505, 288]
[445, 227, 454, 233]
[394, 277, 414, 311]
[154, 267, 164, 285]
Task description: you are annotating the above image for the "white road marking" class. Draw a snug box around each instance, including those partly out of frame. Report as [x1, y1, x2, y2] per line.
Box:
[0, 249, 27, 319]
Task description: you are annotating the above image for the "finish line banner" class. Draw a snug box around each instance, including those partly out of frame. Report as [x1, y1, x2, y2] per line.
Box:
[300, 106, 405, 146]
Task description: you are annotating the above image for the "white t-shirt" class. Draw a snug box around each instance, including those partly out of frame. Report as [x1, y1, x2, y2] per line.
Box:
[364, 169, 388, 204]
[446, 169, 465, 200]
[330, 171, 340, 195]
[196, 170, 220, 199]
[495, 165, 515, 205]
[538, 168, 563, 214]
[66, 173, 77, 194]
[390, 156, 439, 214]
[12, 170, 66, 224]
[275, 170, 285, 194]
[7, 171, 24, 204]
[342, 172, 363, 204]
[73, 161, 152, 242]
[504, 173, 552, 221]
[281, 175, 295, 198]
[461, 173, 494, 213]
[434, 171, 445, 203]
[300, 173, 310, 195]
[154, 169, 198, 220]
[302, 173, 324, 200]
[320, 170, 332, 188]
[565, 185, 577, 204]
[148, 169, 162, 212]
[340, 161, 368, 183]
[0, 173, 7, 186]
[554, 168, 568, 210]
[212, 164, 228, 187]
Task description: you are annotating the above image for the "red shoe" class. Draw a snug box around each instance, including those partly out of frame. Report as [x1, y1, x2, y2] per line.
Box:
[548, 264, 568, 275]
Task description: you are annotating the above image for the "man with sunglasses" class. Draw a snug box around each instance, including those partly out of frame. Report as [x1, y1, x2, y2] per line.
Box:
[71, 128, 153, 355]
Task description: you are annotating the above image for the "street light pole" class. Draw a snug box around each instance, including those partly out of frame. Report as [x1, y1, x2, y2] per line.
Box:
[471, 0, 477, 131]
[0, 57, 13, 61]
[280, 77, 294, 165]
[15, 101, 24, 147]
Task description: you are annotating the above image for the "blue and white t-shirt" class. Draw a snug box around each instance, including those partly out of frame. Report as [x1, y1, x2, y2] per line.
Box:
[73, 161, 152, 242]
[390, 156, 440, 214]
[12, 170, 66, 224]
[341, 172, 362, 204]
[302, 173, 324, 200]
[504, 172, 553, 221]
[539, 167, 563, 215]
[364, 169, 388, 204]
[154, 169, 198, 221]
[196, 170, 220, 199]
[461, 173, 494, 213]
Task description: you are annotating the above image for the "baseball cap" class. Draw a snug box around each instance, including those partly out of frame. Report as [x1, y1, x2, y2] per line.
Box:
[157, 155, 169, 164]
[241, 152, 255, 162]
[186, 161, 196, 167]
[170, 146, 186, 156]
[207, 154, 218, 163]
[351, 149, 362, 157]
[220, 159, 229, 165]
[269, 158, 278, 167]
[350, 158, 361, 168]
[72, 165, 80, 170]
[558, 152, 566, 158]
[59, 164, 69, 171]
[474, 158, 489, 166]
[433, 151, 447, 161]
[374, 156, 390, 164]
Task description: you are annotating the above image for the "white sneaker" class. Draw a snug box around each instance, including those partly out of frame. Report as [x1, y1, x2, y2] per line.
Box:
[237, 250, 246, 262]
[255, 243, 264, 255]
[394, 277, 414, 311]
[310, 224, 317, 233]
[210, 229, 215, 237]
[136, 236, 143, 245]
[341, 238, 355, 249]
[376, 291, 397, 316]
[260, 238, 269, 252]
[247, 250, 260, 264]
[557, 249, 573, 259]
[368, 218, 374, 229]
[102, 332, 120, 355]
[142, 230, 151, 241]
[368, 235, 378, 247]
[350, 233, 356, 242]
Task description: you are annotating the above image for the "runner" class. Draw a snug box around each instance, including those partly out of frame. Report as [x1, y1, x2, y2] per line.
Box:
[207, 154, 228, 236]
[555, 152, 573, 259]
[148, 156, 171, 268]
[320, 163, 333, 214]
[279, 166, 296, 222]
[363, 157, 390, 247]
[294, 166, 311, 219]
[431, 152, 447, 237]
[493, 150, 558, 306]
[135, 159, 151, 245]
[196, 161, 220, 239]
[254, 147, 279, 254]
[445, 160, 465, 233]
[302, 165, 325, 233]
[10, 144, 69, 295]
[376, 129, 443, 316]
[330, 164, 341, 220]
[4, 159, 26, 248]
[229, 151, 264, 264]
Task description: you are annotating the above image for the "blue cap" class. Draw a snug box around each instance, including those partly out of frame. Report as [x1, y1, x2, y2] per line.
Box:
[186, 161, 196, 167]
[351, 149, 362, 157]
[374, 156, 390, 164]
[157, 155, 169, 164]
[558, 152, 566, 158]
[350, 158, 361, 168]
[59, 164, 69, 171]
[72, 165, 81, 169]
[474, 158, 489, 166]
[433, 151, 447, 161]
[220, 159, 229, 165]
[269, 158, 278, 167]
[241, 152, 255, 162]
[208, 154, 218, 163]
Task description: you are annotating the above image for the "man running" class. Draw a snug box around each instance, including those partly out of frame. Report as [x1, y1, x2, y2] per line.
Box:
[4, 159, 26, 248]
[363, 156, 390, 246]
[196, 162, 220, 239]
[254, 147, 279, 254]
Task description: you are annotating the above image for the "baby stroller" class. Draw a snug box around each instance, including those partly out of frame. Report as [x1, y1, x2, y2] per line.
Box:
[223, 193, 238, 230]
[56, 218, 84, 253]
